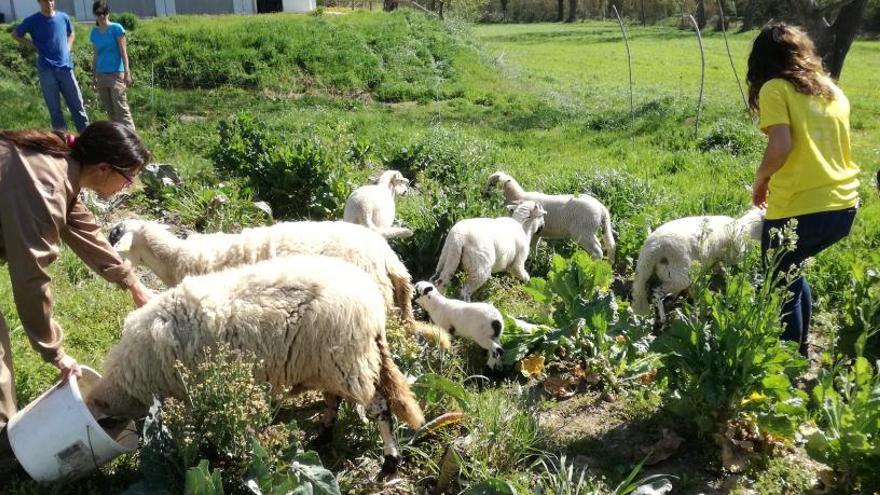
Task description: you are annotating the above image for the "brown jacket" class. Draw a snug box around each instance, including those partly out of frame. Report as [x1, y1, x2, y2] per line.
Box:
[0, 139, 137, 364]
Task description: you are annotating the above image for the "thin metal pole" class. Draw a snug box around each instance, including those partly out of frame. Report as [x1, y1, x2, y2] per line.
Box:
[685, 14, 705, 138]
[612, 5, 634, 142]
[717, 0, 748, 112]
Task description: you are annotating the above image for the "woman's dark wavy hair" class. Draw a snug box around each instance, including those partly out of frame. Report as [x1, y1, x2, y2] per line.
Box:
[0, 121, 151, 175]
[746, 22, 835, 112]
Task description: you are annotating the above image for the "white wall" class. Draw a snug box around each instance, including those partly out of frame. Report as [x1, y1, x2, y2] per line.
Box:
[282, 0, 314, 12]
[11, 0, 40, 21]
[0, 0, 13, 23]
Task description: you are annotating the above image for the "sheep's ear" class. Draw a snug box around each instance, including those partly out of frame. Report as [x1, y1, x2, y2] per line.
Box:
[115, 231, 134, 254]
[506, 204, 518, 212]
[422, 285, 434, 295]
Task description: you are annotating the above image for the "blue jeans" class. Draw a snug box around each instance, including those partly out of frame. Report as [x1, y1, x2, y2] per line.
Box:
[37, 67, 89, 132]
[761, 207, 857, 356]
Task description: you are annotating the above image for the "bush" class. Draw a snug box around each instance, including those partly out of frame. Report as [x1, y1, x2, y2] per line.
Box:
[653, 258, 809, 439]
[109, 12, 139, 31]
[698, 117, 763, 156]
[804, 348, 880, 492]
[212, 113, 350, 220]
[390, 127, 500, 277]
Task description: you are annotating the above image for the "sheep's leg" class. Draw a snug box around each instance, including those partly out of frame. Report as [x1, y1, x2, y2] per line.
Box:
[314, 393, 341, 446]
[653, 273, 691, 323]
[509, 258, 530, 285]
[460, 269, 491, 302]
[367, 396, 400, 475]
[577, 233, 604, 260]
[470, 325, 505, 371]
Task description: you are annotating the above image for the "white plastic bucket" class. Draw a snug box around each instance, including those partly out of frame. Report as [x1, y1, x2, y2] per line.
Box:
[7, 365, 138, 482]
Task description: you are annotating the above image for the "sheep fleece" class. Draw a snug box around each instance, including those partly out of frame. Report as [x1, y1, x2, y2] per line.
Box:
[89, 256, 420, 426]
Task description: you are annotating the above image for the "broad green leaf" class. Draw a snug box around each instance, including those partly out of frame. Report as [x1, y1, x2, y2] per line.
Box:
[462, 479, 517, 495]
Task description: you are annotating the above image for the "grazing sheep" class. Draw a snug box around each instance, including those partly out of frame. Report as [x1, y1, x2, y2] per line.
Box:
[431, 201, 546, 301]
[413, 281, 505, 370]
[86, 256, 424, 474]
[108, 219, 449, 348]
[631, 208, 765, 318]
[483, 171, 616, 263]
[344, 170, 413, 239]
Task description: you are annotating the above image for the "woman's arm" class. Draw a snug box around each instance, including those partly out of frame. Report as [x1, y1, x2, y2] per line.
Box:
[753, 124, 792, 208]
[117, 32, 132, 86]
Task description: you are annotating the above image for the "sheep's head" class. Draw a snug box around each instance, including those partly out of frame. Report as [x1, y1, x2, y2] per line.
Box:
[85, 376, 149, 424]
[483, 171, 513, 196]
[736, 207, 766, 241]
[413, 281, 439, 305]
[377, 170, 410, 196]
[508, 200, 546, 236]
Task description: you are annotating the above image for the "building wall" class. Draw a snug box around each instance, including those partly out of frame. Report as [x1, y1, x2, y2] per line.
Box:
[175, 0, 233, 14]
[0, 0, 13, 23]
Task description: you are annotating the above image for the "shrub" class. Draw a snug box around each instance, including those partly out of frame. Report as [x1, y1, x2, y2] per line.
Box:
[134, 344, 340, 494]
[390, 127, 500, 277]
[504, 251, 655, 391]
[212, 113, 349, 220]
[698, 117, 763, 156]
[804, 347, 880, 492]
[653, 259, 809, 439]
[109, 12, 139, 31]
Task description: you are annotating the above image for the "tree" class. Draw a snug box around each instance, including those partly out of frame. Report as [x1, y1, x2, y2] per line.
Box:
[567, 0, 578, 21]
[791, 0, 869, 79]
[695, 0, 706, 28]
[557, 0, 565, 21]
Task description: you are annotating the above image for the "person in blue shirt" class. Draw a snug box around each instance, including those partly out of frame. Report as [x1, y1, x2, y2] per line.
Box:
[89, 1, 135, 129]
[11, 0, 90, 132]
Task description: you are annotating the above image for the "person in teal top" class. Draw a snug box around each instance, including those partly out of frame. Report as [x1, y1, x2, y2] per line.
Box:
[89, 1, 135, 129]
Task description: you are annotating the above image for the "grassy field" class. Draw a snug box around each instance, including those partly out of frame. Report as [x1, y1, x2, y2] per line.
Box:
[0, 11, 878, 494]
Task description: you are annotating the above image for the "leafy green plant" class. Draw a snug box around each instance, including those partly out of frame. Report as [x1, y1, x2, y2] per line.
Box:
[803, 339, 880, 492]
[212, 114, 350, 220]
[834, 251, 880, 361]
[653, 262, 809, 439]
[503, 251, 654, 391]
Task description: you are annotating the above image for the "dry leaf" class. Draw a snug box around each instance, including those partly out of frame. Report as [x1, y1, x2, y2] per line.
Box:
[543, 375, 576, 399]
[640, 428, 684, 465]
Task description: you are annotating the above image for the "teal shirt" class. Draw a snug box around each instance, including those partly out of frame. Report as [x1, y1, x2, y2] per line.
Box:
[90, 23, 126, 73]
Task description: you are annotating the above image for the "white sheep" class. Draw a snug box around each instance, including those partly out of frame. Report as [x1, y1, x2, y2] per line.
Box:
[631, 208, 765, 318]
[86, 256, 424, 475]
[343, 170, 413, 239]
[431, 201, 546, 301]
[413, 281, 505, 370]
[484, 171, 616, 263]
[108, 219, 450, 348]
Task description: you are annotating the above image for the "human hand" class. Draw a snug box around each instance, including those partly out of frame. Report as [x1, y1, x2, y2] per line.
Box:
[56, 354, 83, 381]
[752, 176, 769, 208]
[129, 280, 155, 308]
[124, 73, 133, 87]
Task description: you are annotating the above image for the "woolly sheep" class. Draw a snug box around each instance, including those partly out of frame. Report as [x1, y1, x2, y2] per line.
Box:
[343, 170, 413, 239]
[413, 281, 505, 370]
[631, 208, 765, 318]
[86, 256, 424, 474]
[108, 219, 450, 348]
[431, 201, 546, 301]
[484, 171, 616, 263]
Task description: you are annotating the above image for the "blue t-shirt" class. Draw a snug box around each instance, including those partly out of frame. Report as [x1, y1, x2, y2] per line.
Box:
[14, 11, 73, 70]
[90, 23, 126, 74]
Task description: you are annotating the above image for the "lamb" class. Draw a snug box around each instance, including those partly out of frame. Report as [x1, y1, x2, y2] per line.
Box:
[631, 208, 765, 318]
[107, 219, 449, 348]
[413, 281, 505, 370]
[85, 256, 424, 474]
[431, 201, 546, 301]
[343, 170, 413, 239]
[483, 171, 616, 263]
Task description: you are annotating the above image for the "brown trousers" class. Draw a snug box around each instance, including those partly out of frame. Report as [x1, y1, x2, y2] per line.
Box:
[0, 314, 16, 427]
[96, 73, 135, 130]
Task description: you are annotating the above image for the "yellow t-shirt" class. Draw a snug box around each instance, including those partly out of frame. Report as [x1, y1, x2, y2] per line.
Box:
[758, 78, 860, 220]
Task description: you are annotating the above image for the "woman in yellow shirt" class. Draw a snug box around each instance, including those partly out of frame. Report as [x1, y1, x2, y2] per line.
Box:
[747, 23, 860, 357]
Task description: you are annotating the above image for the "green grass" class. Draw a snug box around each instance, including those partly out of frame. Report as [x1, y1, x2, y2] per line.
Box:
[1, 13, 878, 494]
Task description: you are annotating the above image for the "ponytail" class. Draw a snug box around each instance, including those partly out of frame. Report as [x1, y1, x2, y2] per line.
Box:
[1, 121, 151, 175]
[0, 130, 73, 158]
